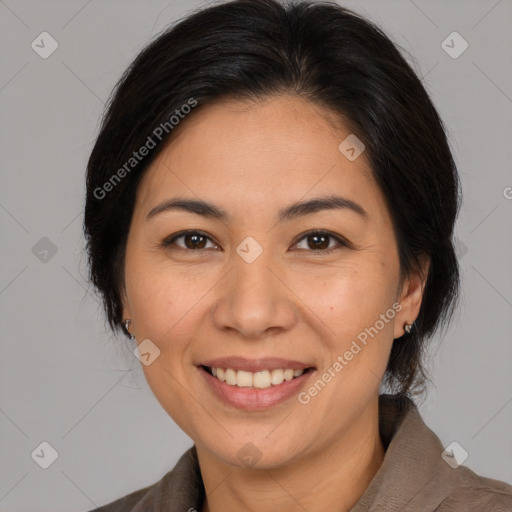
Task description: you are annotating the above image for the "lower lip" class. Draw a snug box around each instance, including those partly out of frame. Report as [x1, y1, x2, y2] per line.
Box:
[198, 366, 315, 411]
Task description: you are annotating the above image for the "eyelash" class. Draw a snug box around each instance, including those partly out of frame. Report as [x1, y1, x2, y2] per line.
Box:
[161, 229, 349, 254]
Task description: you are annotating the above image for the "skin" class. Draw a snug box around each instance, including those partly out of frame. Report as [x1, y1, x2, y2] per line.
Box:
[121, 95, 429, 512]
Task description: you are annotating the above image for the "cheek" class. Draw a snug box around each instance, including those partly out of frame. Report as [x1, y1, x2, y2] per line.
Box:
[297, 261, 397, 334]
[294, 258, 399, 388]
[295, 264, 399, 411]
[124, 255, 204, 428]
[124, 247, 199, 348]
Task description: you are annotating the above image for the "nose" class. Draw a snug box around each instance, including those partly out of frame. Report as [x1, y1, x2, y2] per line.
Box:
[212, 245, 298, 339]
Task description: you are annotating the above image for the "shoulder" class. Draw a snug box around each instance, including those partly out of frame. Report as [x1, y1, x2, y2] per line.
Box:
[86, 483, 157, 512]
[434, 471, 512, 511]
[436, 478, 512, 512]
[84, 446, 204, 512]
[359, 395, 512, 511]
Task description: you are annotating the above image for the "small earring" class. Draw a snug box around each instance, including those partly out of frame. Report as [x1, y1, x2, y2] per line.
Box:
[404, 322, 413, 334]
[124, 319, 136, 342]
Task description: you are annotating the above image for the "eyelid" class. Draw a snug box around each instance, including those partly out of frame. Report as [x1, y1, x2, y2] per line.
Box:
[162, 230, 221, 250]
[291, 229, 350, 252]
[162, 229, 350, 252]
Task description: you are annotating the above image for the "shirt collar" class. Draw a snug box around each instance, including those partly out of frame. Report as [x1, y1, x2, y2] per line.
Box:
[133, 394, 485, 512]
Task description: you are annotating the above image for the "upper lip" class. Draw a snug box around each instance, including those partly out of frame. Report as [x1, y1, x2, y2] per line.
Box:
[199, 357, 315, 372]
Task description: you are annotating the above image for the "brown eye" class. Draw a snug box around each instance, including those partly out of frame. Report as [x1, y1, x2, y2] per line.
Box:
[307, 233, 330, 250]
[183, 233, 208, 249]
[293, 230, 347, 252]
[163, 231, 219, 250]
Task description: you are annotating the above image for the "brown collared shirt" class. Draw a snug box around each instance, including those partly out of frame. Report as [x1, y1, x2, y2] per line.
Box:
[88, 394, 512, 511]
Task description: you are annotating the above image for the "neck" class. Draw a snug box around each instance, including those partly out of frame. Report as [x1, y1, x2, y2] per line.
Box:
[198, 397, 385, 512]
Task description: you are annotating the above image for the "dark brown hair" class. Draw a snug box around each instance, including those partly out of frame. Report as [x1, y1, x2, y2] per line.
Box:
[84, 0, 461, 396]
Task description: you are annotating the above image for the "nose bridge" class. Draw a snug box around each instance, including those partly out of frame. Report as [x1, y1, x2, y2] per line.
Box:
[232, 238, 279, 318]
[212, 236, 297, 337]
[234, 242, 275, 301]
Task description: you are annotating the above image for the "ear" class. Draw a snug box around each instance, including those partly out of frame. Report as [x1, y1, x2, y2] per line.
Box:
[120, 286, 132, 325]
[394, 255, 430, 338]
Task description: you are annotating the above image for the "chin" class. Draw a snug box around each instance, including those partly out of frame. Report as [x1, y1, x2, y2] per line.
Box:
[202, 433, 306, 471]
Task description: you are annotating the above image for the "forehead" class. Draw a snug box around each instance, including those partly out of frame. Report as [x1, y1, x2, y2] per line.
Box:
[135, 94, 383, 218]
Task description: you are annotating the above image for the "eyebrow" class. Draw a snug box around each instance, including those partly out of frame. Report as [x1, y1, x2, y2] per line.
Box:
[146, 195, 367, 222]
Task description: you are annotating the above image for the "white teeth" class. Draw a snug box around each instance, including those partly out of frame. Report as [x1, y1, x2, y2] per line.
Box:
[236, 370, 253, 387]
[283, 369, 294, 381]
[207, 366, 306, 388]
[271, 369, 284, 385]
[225, 368, 237, 386]
[253, 370, 271, 389]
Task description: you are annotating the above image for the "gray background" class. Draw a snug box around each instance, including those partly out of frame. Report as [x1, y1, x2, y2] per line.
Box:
[0, 0, 511, 510]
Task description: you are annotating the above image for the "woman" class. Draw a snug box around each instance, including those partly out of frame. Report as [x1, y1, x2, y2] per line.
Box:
[83, 0, 512, 510]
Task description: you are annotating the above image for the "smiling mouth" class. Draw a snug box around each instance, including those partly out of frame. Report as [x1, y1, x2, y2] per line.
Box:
[201, 365, 314, 389]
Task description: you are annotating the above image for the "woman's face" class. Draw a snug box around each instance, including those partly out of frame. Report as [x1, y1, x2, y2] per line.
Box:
[122, 95, 426, 469]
